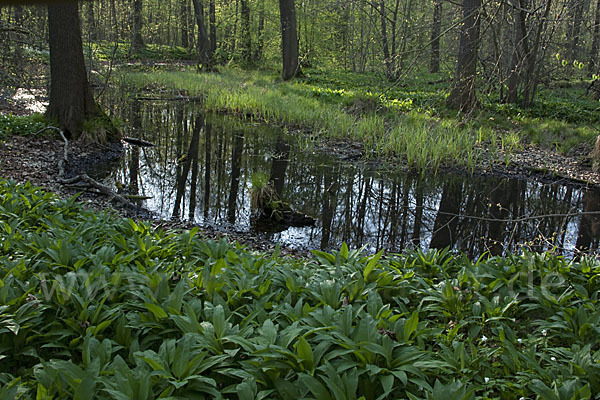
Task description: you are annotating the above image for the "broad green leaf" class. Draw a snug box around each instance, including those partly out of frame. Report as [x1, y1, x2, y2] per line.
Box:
[144, 303, 168, 320]
[403, 312, 419, 341]
[295, 336, 314, 371]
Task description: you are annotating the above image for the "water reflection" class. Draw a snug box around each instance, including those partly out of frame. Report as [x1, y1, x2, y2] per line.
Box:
[110, 98, 600, 256]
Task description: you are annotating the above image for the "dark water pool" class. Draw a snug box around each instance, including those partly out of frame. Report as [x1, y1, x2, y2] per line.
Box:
[107, 97, 600, 257]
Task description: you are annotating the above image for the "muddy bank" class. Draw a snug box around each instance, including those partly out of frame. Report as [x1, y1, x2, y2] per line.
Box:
[0, 134, 309, 256]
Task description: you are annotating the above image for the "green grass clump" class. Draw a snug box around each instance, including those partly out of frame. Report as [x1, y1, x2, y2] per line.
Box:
[1, 179, 599, 399]
[120, 68, 493, 173]
[0, 113, 49, 139]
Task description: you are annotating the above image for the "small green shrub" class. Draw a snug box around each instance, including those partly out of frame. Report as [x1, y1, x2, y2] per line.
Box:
[0, 113, 48, 138]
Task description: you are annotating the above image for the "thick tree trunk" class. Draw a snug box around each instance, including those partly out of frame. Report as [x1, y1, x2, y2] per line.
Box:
[446, 0, 481, 112]
[429, 0, 442, 73]
[191, 0, 211, 68]
[46, 4, 116, 143]
[279, 0, 300, 80]
[240, 0, 252, 64]
[131, 0, 144, 53]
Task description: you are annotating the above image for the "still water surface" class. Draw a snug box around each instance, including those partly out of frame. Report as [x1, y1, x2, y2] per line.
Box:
[108, 97, 600, 257]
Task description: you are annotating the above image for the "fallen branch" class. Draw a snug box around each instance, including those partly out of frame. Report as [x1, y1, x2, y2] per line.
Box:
[36, 126, 141, 209]
[123, 137, 157, 147]
[123, 194, 153, 200]
[35, 126, 69, 179]
[61, 173, 139, 209]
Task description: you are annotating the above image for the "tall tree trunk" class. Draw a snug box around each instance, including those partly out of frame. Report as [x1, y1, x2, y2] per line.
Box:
[230, 0, 239, 58]
[46, 4, 116, 143]
[589, 0, 600, 73]
[240, 0, 252, 64]
[504, 0, 530, 104]
[378, 0, 393, 79]
[446, 0, 481, 112]
[279, 0, 300, 80]
[521, 0, 552, 107]
[85, 2, 97, 41]
[429, 0, 442, 73]
[131, 0, 144, 53]
[255, 0, 265, 61]
[191, 0, 211, 68]
[567, 0, 586, 66]
[181, 0, 189, 48]
[110, 0, 118, 41]
[209, 0, 216, 56]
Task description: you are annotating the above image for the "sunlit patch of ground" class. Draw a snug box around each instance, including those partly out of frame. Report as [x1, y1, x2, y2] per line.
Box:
[12, 88, 47, 113]
[0, 87, 47, 116]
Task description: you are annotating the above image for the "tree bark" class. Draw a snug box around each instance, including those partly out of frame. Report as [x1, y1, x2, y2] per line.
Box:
[429, 0, 442, 73]
[46, 4, 116, 143]
[446, 0, 482, 112]
[279, 0, 300, 80]
[191, 0, 211, 68]
[131, 0, 144, 53]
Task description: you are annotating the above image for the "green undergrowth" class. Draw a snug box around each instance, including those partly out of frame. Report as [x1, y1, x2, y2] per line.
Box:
[120, 68, 502, 173]
[0, 114, 49, 139]
[1, 179, 599, 399]
[86, 41, 195, 62]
